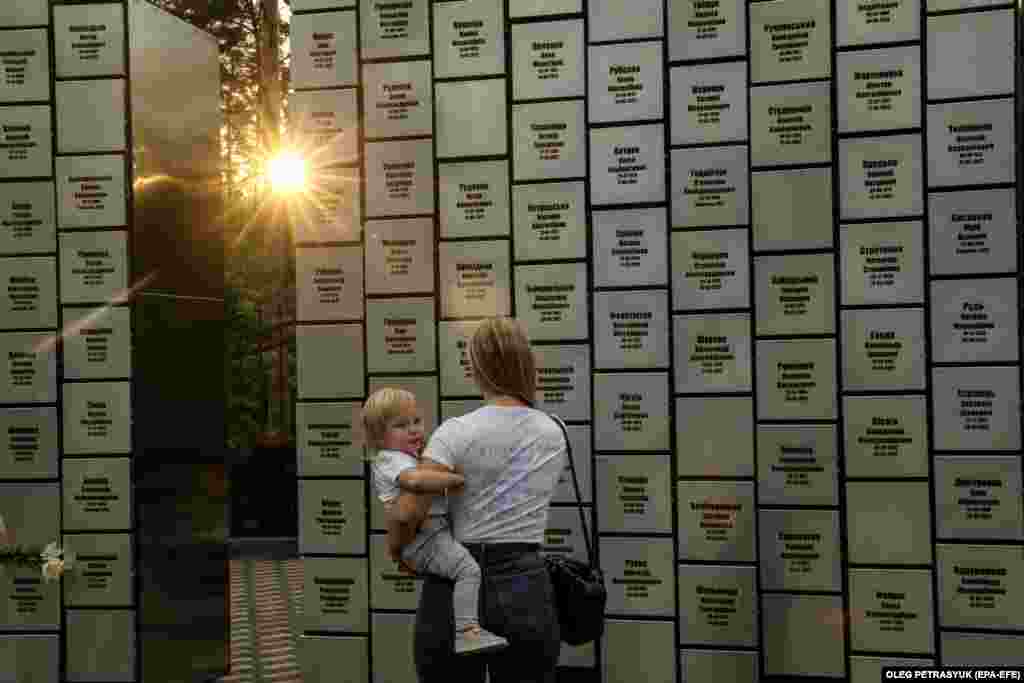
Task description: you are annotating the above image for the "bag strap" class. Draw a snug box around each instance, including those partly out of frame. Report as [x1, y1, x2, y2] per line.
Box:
[548, 413, 594, 565]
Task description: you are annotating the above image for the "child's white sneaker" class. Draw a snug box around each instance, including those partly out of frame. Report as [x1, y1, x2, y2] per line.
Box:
[454, 626, 509, 655]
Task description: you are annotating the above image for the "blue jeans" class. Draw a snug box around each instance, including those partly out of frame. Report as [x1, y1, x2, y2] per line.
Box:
[413, 544, 561, 683]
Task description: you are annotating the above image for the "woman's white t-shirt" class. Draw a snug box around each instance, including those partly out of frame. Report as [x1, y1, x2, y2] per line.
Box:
[424, 405, 566, 545]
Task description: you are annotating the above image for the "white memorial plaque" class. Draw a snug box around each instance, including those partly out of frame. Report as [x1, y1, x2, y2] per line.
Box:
[291, 11, 358, 86]
[0, 182, 55, 254]
[756, 340, 836, 420]
[601, 537, 675, 616]
[299, 479, 366, 555]
[54, 4, 125, 78]
[850, 569, 935, 653]
[370, 535, 422, 610]
[671, 145, 749, 228]
[440, 399, 484, 421]
[62, 382, 130, 455]
[589, 42, 664, 124]
[0, 30, 49, 102]
[590, 124, 666, 205]
[837, 0, 919, 46]
[59, 231, 128, 305]
[929, 0, 1006, 8]
[750, 0, 831, 83]
[543, 507, 593, 562]
[296, 245, 363, 322]
[838, 47, 921, 133]
[671, 62, 747, 146]
[365, 139, 434, 217]
[942, 634, 1024, 668]
[365, 218, 434, 295]
[510, 0, 581, 19]
[593, 208, 669, 288]
[440, 160, 510, 238]
[552, 424, 592, 504]
[677, 565, 758, 646]
[296, 323, 364, 399]
[933, 366, 1020, 451]
[290, 89, 360, 166]
[372, 614, 417, 682]
[928, 99, 1015, 187]
[0, 105, 50, 178]
[0, 636, 59, 682]
[762, 595, 846, 677]
[841, 221, 924, 305]
[63, 534, 131, 607]
[842, 308, 926, 391]
[846, 481, 931, 564]
[929, 189, 1017, 276]
[433, 0, 505, 78]
[931, 279, 1018, 364]
[594, 372, 670, 451]
[511, 20, 584, 101]
[591, 0, 663, 42]
[363, 61, 432, 139]
[436, 78, 507, 158]
[515, 262, 587, 341]
[840, 135, 923, 219]
[0, 332, 54, 404]
[606, 622, 676, 683]
[56, 80, 127, 153]
[674, 313, 752, 393]
[439, 320, 481, 397]
[750, 81, 831, 166]
[597, 453, 672, 533]
[62, 458, 131, 530]
[371, 375, 439, 435]
[0, 0, 47, 26]
[851, 658, 934, 683]
[439, 240, 510, 319]
[672, 228, 750, 310]
[513, 181, 586, 261]
[594, 290, 670, 369]
[669, 0, 745, 61]
[534, 345, 590, 421]
[938, 545, 1024, 631]
[294, 170, 362, 244]
[301, 557, 368, 631]
[759, 510, 841, 591]
[62, 307, 131, 380]
[297, 401, 364, 477]
[65, 610, 134, 681]
[366, 297, 436, 373]
[56, 155, 127, 229]
[752, 168, 832, 251]
[360, 0, 429, 59]
[680, 651, 757, 683]
[292, 0, 356, 9]
[936, 456, 1023, 540]
[844, 396, 928, 478]
[676, 397, 753, 477]
[0, 563, 58, 630]
[677, 481, 755, 562]
[754, 253, 834, 335]
[0, 257, 55, 330]
[927, 11, 1014, 100]
[512, 100, 586, 181]
[757, 425, 839, 506]
[0, 407, 57, 479]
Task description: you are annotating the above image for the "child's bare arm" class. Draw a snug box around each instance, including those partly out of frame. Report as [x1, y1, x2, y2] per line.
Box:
[396, 467, 464, 494]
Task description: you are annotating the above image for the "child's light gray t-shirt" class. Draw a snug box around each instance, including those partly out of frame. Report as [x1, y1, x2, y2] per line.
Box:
[371, 449, 448, 517]
[424, 406, 567, 544]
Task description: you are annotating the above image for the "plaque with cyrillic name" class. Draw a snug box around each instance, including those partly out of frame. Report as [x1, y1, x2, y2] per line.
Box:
[534, 345, 590, 421]
[680, 650, 757, 683]
[591, 124, 666, 205]
[593, 208, 669, 288]
[0, 407, 56, 479]
[928, 99, 1015, 188]
[672, 228, 750, 310]
[677, 481, 755, 562]
[676, 397, 753, 477]
[594, 290, 670, 369]
[839, 135, 923, 220]
[56, 155, 127, 229]
[436, 78, 507, 159]
[365, 139, 434, 217]
[598, 453, 672, 533]
[752, 168, 832, 251]
[589, 42, 664, 124]
[0, 182, 55, 254]
[361, 0, 429, 59]
[0, 0, 47, 26]
[602, 537, 674, 616]
[0, 105, 51, 179]
[677, 564, 758, 646]
[847, 481, 931, 564]
[938, 545, 1024, 630]
[440, 399, 483, 421]
[0, 29, 49, 102]
[757, 425, 838, 506]
[363, 60, 432, 139]
[511, 20, 584, 101]
[927, 11, 1014, 100]
[668, 0, 745, 62]
[513, 181, 585, 261]
[929, 189, 1017, 276]
[755, 253, 834, 335]
[837, 0, 918, 46]
[366, 297, 435, 373]
[851, 569, 935, 653]
[433, 0, 504, 78]
[56, 79, 126, 153]
[66, 609, 135, 680]
[297, 402, 364, 477]
[59, 230, 128, 305]
[438, 320, 480, 397]
[440, 160, 510, 238]
[932, 366, 1021, 451]
[750, 81, 831, 166]
[851, 658, 934, 683]
[53, 4, 124, 78]
[0, 485, 59, 629]
[931, 278, 1018, 364]
[293, 170, 362, 245]
[604, 621, 676, 683]
[750, 0, 831, 83]
[756, 340, 836, 420]
[365, 218, 434, 295]
[942, 633, 1024, 667]
[759, 509, 840, 591]
[296, 245, 363, 322]
[369, 376, 438, 434]
[671, 145, 749, 228]
[301, 557, 368, 631]
[0, 332, 54, 404]
[674, 313, 752, 393]
[299, 479, 366, 555]
[844, 396, 928, 478]
[296, 323, 364, 399]
[594, 372, 670, 451]
[62, 381, 130, 455]
[841, 221, 924, 305]
[935, 456, 1023, 540]
[552, 424, 592, 504]
[0, 565, 59, 630]
[369, 534, 422, 610]
[62, 306, 130, 380]
[838, 47, 921, 133]
[543, 507, 593, 562]
[762, 594, 846, 677]
[842, 308, 926, 391]
[62, 457, 130, 531]
[290, 89, 359, 166]
[591, 0, 663, 42]
[291, 12, 358, 88]
[439, 240, 510, 319]
[0, 635, 59, 682]
[63, 533, 131, 607]
[0, 481, 58, 546]
[0, 257, 56, 330]
[513, 100, 585, 181]
[671, 61, 747, 146]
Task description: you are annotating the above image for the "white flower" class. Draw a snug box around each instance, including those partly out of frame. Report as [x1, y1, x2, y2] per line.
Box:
[41, 542, 61, 561]
[41, 558, 64, 583]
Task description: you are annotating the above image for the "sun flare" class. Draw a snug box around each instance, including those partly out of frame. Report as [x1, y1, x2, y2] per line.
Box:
[267, 152, 307, 195]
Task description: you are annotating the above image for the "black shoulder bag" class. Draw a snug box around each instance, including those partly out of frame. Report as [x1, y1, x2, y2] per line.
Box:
[544, 413, 607, 646]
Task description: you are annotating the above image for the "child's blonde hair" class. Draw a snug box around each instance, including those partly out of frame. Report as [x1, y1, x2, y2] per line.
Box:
[360, 387, 418, 451]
